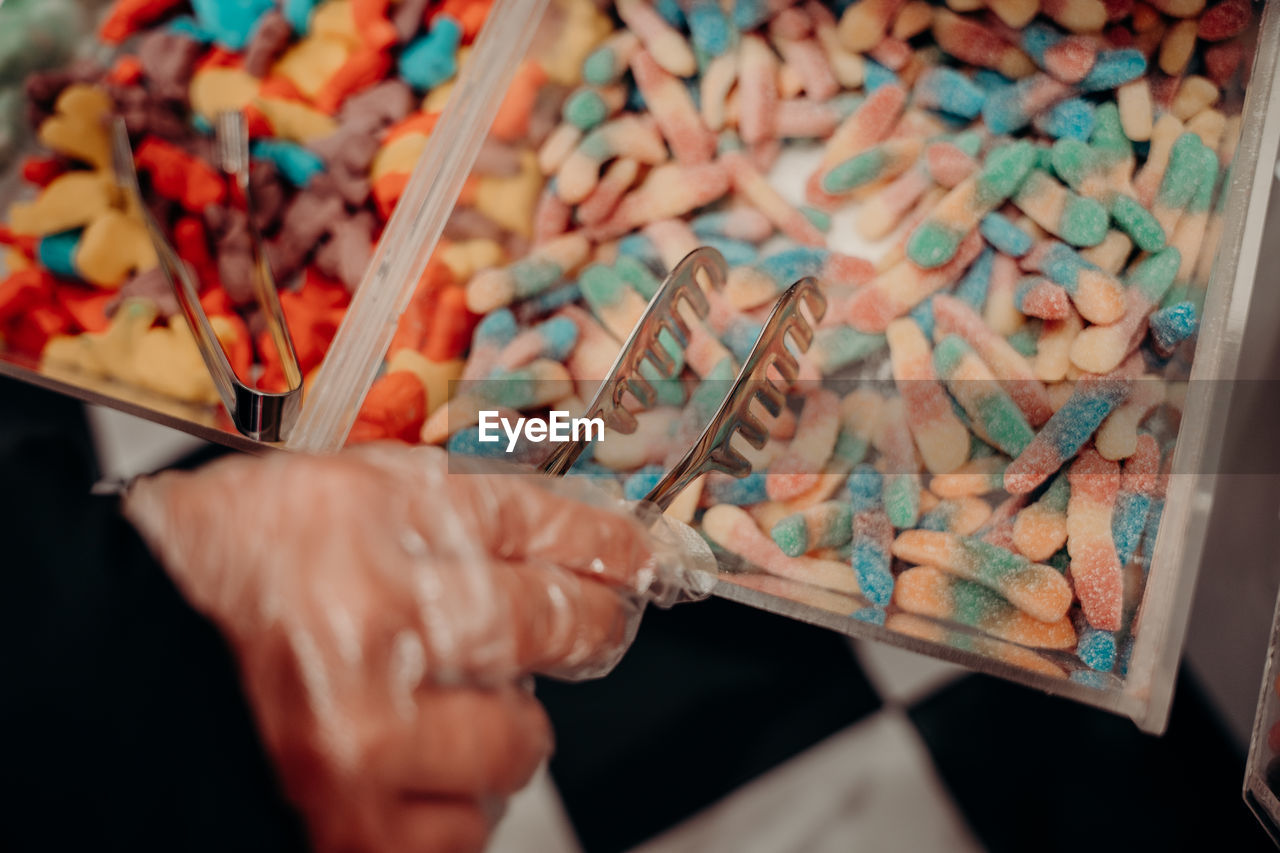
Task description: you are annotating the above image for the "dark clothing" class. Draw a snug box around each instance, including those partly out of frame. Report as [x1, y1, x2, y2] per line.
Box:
[0, 376, 306, 852]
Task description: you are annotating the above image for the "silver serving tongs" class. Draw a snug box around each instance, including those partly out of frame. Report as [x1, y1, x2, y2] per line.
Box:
[644, 277, 826, 510]
[110, 113, 304, 442]
[540, 244, 827, 512]
[540, 245, 729, 476]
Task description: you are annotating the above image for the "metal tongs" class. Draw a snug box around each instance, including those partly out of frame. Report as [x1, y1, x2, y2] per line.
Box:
[110, 112, 304, 442]
[540, 247, 828, 511]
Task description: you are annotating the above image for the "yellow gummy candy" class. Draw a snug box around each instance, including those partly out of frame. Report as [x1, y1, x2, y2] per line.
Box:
[474, 151, 541, 238]
[256, 96, 339, 143]
[386, 349, 463, 414]
[541, 0, 613, 85]
[273, 36, 351, 99]
[310, 0, 364, 50]
[16, 172, 118, 237]
[189, 67, 260, 121]
[77, 210, 158, 289]
[439, 238, 505, 280]
[38, 84, 114, 169]
[370, 131, 428, 183]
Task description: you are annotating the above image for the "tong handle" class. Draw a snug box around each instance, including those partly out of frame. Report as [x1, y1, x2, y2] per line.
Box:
[540, 246, 727, 476]
[111, 115, 304, 442]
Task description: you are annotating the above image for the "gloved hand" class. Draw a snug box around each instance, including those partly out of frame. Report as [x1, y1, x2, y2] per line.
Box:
[123, 443, 715, 853]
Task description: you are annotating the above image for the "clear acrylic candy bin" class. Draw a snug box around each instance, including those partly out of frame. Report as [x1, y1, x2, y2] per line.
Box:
[4, 0, 1280, 733]
[1246, 586, 1280, 843]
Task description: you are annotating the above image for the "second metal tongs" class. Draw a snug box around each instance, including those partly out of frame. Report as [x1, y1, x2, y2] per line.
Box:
[110, 112, 304, 442]
[539, 247, 827, 511]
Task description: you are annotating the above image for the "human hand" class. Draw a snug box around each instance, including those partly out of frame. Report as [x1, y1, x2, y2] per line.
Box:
[123, 444, 714, 852]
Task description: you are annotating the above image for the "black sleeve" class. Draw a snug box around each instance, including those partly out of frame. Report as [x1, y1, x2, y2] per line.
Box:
[0, 377, 308, 853]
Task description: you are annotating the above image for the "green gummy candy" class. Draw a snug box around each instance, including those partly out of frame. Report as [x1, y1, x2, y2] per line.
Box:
[1126, 246, 1181, 303]
[1155, 134, 1206, 209]
[1089, 102, 1133, 164]
[932, 334, 968, 377]
[907, 220, 962, 268]
[974, 394, 1034, 457]
[1050, 139, 1096, 190]
[823, 148, 888, 193]
[952, 130, 984, 157]
[1111, 194, 1165, 252]
[563, 89, 607, 130]
[884, 474, 921, 529]
[1039, 472, 1071, 512]
[771, 515, 809, 557]
[1059, 195, 1109, 247]
[1187, 145, 1220, 214]
[578, 263, 627, 308]
[802, 205, 831, 232]
[977, 141, 1038, 206]
[615, 255, 661, 300]
[512, 257, 562, 297]
[811, 327, 886, 373]
[833, 429, 870, 465]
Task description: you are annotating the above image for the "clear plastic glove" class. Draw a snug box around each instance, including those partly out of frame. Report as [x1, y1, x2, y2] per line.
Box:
[123, 444, 715, 853]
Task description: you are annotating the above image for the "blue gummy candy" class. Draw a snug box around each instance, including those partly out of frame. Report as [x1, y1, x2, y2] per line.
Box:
[654, 0, 686, 28]
[474, 308, 518, 346]
[251, 138, 325, 187]
[283, 0, 319, 33]
[980, 213, 1033, 257]
[1077, 626, 1117, 672]
[863, 59, 898, 93]
[846, 464, 883, 512]
[399, 17, 462, 91]
[1150, 301, 1198, 352]
[37, 230, 81, 280]
[624, 465, 665, 501]
[917, 67, 986, 119]
[953, 246, 995, 309]
[191, 0, 275, 50]
[909, 298, 935, 340]
[1079, 49, 1147, 92]
[1113, 491, 1151, 566]
[1035, 98, 1096, 141]
[852, 606, 887, 626]
[536, 316, 579, 361]
[852, 542, 894, 607]
[705, 470, 768, 505]
[698, 236, 758, 267]
[687, 0, 731, 57]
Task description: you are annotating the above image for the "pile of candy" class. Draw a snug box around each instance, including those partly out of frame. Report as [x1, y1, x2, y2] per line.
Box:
[0, 0, 492, 405]
[370, 0, 1256, 682]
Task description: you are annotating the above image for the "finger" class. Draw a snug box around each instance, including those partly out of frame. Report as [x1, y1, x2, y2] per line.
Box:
[373, 686, 552, 798]
[498, 560, 640, 675]
[380, 797, 493, 853]
[444, 468, 657, 589]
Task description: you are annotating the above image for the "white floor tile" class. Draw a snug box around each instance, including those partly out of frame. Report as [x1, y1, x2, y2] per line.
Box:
[629, 711, 982, 853]
[853, 640, 967, 707]
[87, 405, 208, 481]
[489, 765, 582, 853]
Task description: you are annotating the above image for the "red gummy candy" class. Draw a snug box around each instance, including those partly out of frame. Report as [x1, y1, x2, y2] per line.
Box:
[439, 0, 493, 41]
[7, 303, 73, 357]
[134, 137, 227, 212]
[1198, 0, 1251, 41]
[100, 0, 184, 44]
[314, 49, 393, 115]
[423, 284, 476, 362]
[108, 55, 145, 85]
[0, 226, 38, 259]
[0, 269, 55, 324]
[1205, 39, 1245, 86]
[353, 0, 399, 50]
[53, 285, 114, 334]
[19, 156, 66, 188]
[348, 371, 427, 444]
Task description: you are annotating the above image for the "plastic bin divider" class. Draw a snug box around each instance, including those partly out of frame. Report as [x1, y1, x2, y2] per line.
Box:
[286, 0, 552, 453]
